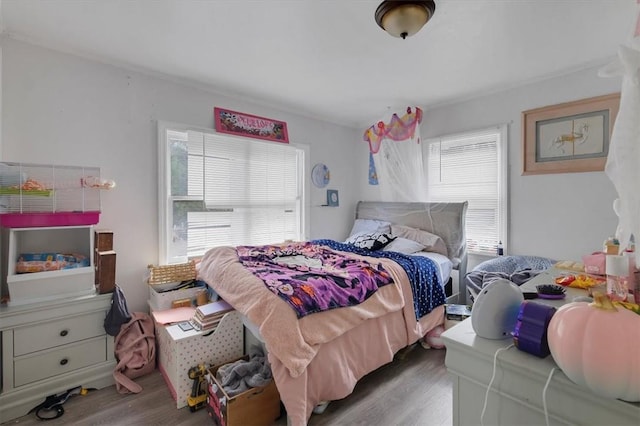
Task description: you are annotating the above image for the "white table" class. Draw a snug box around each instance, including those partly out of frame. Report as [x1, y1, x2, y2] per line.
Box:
[441, 269, 640, 425]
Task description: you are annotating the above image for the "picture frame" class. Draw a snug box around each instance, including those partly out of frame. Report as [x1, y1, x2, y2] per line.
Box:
[326, 189, 339, 207]
[522, 93, 620, 175]
[214, 107, 289, 144]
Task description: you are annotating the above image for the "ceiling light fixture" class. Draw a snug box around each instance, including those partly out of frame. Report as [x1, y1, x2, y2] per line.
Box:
[375, 0, 436, 40]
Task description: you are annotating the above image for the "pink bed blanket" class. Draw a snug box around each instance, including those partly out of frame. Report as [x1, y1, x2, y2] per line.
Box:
[271, 304, 444, 426]
[198, 244, 445, 425]
[199, 245, 407, 378]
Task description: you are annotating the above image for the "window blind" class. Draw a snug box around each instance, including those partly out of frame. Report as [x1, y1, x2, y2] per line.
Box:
[162, 126, 304, 263]
[425, 127, 507, 255]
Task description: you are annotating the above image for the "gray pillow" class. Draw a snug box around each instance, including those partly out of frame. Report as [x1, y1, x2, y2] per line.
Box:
[390, 224, 448, 257]
[348, 219, 391, 237]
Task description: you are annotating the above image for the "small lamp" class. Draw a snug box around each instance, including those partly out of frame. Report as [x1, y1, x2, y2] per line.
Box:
[471, 279, 524, 340]
[375, 1, 436, 39]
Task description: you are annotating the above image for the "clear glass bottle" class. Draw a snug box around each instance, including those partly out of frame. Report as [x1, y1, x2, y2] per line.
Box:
[605, 255, 629, 302]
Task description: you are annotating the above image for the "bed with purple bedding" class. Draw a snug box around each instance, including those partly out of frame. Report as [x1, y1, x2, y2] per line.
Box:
[198, 201, 468, 426]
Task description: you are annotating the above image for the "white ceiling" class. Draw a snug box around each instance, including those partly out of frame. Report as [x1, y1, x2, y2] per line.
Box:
[1, 0, 636, 128]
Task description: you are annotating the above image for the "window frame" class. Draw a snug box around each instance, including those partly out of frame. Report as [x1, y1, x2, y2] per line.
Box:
[157, 121, 310, 265]
[423, 124, 508, 256]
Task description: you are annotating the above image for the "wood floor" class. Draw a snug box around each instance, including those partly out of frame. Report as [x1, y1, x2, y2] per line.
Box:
[5, 345, 451, 426]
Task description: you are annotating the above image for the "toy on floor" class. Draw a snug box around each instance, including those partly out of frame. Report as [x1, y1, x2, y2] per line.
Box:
[187, 364, 208, 412]
[421, 324, 446, 349]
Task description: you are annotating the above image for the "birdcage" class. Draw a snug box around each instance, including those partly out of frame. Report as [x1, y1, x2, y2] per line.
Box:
[0, 162, 103, 227]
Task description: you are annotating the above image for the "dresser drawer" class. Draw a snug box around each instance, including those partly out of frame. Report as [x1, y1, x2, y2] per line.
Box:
[14, 337, 107, 387]
[14, 311, 106, 356]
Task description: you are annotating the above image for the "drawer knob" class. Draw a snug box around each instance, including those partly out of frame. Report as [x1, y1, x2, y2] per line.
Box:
[60, 358, 69, 366]
[60, 329, 69, 337]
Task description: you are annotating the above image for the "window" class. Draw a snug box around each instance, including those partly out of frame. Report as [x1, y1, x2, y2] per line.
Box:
[158, 122, 307, 264]
[424, 125, 508, 255]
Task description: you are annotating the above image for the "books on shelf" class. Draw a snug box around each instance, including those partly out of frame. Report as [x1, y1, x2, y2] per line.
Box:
[444, 304, 472, 330]
[189, 300, 234, 332]
[445, 304, 472, 321]
[196, 299, 232, 317]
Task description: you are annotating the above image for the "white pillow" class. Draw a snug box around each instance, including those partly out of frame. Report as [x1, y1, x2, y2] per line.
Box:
[382, 237, 426, 255]
[348, 219, 391, 237]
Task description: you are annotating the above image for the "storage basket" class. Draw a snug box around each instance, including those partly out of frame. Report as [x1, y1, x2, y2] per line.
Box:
[147, 261, 196, 287]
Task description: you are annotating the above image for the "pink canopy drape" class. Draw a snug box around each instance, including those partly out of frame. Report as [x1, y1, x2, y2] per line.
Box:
[362, 107, 427, 202]
[363, 107, 423, 154]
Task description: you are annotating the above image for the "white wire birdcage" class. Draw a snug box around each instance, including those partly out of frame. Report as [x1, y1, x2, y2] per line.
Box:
[0, 162, 102, 220]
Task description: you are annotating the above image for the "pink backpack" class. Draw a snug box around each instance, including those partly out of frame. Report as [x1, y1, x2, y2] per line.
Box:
[113, 312, 156, 394]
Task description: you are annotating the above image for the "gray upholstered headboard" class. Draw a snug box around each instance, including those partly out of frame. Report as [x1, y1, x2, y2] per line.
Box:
[355, 201, 468, 275]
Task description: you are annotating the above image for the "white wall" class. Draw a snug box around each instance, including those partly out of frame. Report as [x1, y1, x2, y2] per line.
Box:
[1, 39, 361, 311]
[2, 37, 626, 310]
[358, 67, 622, 268]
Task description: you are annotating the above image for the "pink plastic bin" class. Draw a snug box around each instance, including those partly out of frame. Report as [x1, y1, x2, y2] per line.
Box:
[0, 212, 100, 228]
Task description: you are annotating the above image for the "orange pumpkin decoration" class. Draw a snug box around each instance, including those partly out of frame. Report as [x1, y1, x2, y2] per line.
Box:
[547, 293, 640, 402]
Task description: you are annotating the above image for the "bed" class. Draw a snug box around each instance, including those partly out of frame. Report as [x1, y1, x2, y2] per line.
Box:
[198, 201, 468, 426]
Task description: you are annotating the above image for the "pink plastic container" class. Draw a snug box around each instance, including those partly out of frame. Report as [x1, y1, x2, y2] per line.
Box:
[0, 212, 100, 228]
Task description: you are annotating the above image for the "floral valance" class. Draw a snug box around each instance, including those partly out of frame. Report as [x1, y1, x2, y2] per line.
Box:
[363, 107, 423, 154]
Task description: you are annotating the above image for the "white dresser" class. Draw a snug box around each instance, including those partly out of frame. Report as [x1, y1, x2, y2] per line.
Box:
[0, 293, 115, 423]
[442, 270, 640, 425]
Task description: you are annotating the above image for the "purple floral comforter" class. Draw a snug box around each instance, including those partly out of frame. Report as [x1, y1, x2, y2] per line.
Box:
[236, 242, 394, 318]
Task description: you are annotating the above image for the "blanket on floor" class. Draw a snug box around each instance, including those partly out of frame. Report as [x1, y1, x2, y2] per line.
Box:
[465, 269, 543, 297]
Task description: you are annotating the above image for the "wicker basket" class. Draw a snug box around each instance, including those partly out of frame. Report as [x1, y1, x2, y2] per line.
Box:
[147, 261, 196, 287]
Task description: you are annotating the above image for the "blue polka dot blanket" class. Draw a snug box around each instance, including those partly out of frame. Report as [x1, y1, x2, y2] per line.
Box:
[313, 239, 446, 319]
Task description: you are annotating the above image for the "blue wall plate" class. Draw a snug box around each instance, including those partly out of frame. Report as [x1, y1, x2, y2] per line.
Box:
[311, 163, 330, 188]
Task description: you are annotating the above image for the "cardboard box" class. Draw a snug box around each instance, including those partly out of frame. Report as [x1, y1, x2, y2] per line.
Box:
[95, 250, 116, 294]
[206, 356, 280, 426]
[94, 229, 114, 251]
[155, 311, 243, 409]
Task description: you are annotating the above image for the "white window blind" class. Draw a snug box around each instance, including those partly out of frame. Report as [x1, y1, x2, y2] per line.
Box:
[425, 125, 508, 255]
[159, 123, 305, 264]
